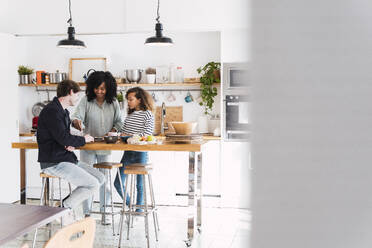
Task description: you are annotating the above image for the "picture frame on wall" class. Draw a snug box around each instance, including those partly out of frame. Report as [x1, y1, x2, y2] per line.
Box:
[68, 57, 107, 83]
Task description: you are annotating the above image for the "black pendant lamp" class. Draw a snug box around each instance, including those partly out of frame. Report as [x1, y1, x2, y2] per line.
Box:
[57, 0, 86, 49]
[145, 0, 173, 46]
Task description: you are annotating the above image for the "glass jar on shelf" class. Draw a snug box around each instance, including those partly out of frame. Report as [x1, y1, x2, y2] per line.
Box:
[175, 66, 184, 83]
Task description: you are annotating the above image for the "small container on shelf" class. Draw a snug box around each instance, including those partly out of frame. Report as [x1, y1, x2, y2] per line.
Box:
[175, 66, 184, 83]
[169, 63, 175, 83]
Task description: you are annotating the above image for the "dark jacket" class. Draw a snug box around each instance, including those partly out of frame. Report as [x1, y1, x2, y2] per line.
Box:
[37, 97, 85, 168]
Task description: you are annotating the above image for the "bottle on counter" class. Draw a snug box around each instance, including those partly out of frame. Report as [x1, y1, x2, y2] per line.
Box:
[175, 66, 184, 83]
[169, 63, 175, 83]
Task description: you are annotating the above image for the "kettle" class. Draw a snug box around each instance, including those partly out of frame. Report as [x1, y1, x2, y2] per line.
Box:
[83, 69, 96, 81]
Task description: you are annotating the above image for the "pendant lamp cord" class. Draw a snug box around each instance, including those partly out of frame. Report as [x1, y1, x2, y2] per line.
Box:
[156, 0, 160, 23]
[67, 0, 73, 26]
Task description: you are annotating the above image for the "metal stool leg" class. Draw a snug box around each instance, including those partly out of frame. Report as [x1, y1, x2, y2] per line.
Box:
[116, 168, 124, 235]
[59, 178, 63, 228]
[48, 178, 55, 237]
[32, 177, 47, 248]
[148, 175, 159, 241]
[103, 170, 107, 224]
[148, 174, 159, 229]
[143, 175, 150, 248]
[109, 169, 115, 235]
[127, 175, 134, 239]
[118, 172, 129, 248]
[130, 175, 136, 228]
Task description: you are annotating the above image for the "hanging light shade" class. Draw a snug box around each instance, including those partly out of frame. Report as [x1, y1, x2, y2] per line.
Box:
[57, 26, 86, 48]
[145, 0, 173, 46]
[57, 0, 86, 49]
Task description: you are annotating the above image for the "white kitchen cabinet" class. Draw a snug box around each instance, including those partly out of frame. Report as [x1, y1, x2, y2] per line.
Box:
[221, 28, 250, 63]
[0, 33, 20, 203]
[221, 141, 251, 209]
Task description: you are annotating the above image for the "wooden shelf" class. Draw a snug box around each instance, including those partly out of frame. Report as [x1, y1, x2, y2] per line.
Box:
[18, 82, 206, 87]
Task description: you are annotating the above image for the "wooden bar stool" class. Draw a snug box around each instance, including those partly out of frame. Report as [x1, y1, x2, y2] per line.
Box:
[118, 163, 160, 248]
[32, 172, 73, 248]
[91, 162, 123, 236]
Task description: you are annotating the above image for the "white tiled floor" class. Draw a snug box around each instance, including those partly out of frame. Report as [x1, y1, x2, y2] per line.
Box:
[3, 202, 250, 248]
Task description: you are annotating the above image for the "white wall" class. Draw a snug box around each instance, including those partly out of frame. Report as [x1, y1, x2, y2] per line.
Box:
[16, 31, 221, 133]
[6, 0, 248, 35]
[0, 33, 20, 203]
[7, 0, 126, 35]
[252, 0, 372, 247]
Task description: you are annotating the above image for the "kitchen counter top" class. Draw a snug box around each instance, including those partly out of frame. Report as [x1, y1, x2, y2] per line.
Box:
[12, 139, 208, 152]
[19, 133, 221, 140]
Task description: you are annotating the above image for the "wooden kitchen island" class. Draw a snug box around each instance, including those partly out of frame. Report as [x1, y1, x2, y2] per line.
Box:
[11, 139, 206, 246]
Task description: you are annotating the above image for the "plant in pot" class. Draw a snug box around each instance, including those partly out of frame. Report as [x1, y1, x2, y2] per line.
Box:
[197, 62, 221, 115]
[18, 65, 34, 84]
[145, 67, 156, 84]
[196, 61, 220, 133]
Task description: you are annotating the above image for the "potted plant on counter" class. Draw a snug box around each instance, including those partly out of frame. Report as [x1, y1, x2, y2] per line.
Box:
[145, 67, 156, 84]
[197, 61, 221, 115]
[196, 61, 220, 133]
[18, 65, 34, 84]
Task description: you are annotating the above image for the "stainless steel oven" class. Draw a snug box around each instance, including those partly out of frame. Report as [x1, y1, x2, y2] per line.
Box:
[223, 62, 249, 92]
[224, 95, 250, 141]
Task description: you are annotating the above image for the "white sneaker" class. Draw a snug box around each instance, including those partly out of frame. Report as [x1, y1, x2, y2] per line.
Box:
[56, 209, 76, 226]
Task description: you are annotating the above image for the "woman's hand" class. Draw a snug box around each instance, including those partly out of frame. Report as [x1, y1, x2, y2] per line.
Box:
[72, 119, 83, 131]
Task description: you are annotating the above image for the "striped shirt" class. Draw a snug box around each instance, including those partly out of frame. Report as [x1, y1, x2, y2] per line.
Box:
[121, 110, 154, 136]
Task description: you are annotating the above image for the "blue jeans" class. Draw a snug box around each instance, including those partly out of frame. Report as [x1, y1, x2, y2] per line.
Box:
[114, 151, 148, 206]
[43, 161, 105, 211]
[80, 150, 111, 214]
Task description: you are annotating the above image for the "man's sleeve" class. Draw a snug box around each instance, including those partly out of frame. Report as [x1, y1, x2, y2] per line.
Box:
[44, 108, 86, 147]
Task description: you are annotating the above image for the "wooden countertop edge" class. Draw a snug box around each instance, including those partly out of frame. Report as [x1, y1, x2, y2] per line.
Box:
[11, 141, 207, 152]
[19, 133, 221, 140]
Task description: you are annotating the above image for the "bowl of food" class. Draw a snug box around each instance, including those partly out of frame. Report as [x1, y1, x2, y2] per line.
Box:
[169, 122, 197, 135]
[104, 136, 118, 144]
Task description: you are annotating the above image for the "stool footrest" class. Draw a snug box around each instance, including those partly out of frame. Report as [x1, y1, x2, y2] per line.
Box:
[90, 210, 122, 216]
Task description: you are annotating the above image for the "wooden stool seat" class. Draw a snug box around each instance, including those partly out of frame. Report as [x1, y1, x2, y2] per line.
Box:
[126, 163, 152, 168]
[93, 162, 122, 169]
[40, 172, 59, 179]
[124, 166, 152, 175]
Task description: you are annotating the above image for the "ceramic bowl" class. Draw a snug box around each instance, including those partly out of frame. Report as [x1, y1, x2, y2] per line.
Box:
[104, 136, 118, 144]
[169, 122, 197, 135]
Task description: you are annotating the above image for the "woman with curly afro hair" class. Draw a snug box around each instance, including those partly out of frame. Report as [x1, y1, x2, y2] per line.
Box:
[71, 71, 123, 223]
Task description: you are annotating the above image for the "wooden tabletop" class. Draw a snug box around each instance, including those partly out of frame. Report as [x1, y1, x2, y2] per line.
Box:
[12, 140, 207, 152]
[0, 203, 68, 245]
[19, 133, 221, 140]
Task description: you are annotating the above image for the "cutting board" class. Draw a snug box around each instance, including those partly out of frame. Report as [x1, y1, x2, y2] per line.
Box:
[154, 106, 183, 135]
